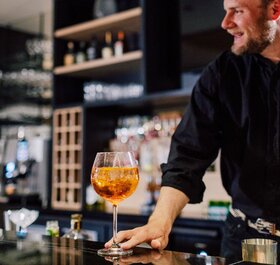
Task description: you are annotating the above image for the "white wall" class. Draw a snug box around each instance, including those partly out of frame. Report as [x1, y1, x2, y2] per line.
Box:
[0, 0, 53, 38]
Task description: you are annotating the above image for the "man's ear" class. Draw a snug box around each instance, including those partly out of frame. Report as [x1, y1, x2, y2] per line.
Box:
[270, 0, 280, 20]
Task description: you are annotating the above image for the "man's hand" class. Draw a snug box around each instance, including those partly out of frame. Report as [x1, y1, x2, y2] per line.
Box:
[105, 218, 170, 250]
[105, 187, 189, 250]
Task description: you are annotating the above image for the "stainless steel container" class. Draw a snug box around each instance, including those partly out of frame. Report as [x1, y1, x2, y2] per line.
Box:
[242, 238, 277, 264]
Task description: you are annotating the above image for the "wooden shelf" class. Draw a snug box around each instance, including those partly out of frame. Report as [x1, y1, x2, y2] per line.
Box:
[53, 145, 82, 151]
[54, 50, 142, 78]
[53, 183, 82, 189]
[54, 7, 142, 41]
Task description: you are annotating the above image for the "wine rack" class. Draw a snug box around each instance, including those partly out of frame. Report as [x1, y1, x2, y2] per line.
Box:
[52, 106, 83, 210]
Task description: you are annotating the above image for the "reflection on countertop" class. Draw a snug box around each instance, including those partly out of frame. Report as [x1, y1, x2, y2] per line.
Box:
[0, 235, 226, 265]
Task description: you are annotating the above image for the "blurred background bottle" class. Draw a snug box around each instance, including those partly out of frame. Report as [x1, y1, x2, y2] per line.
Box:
[62, 214, 91, 240]
[86, 35, 99, 61]
[75, 41, 87, 64]
[102, 31, 113, 59]
[114, 31, 125, 57]
[64, 41, 75, 66]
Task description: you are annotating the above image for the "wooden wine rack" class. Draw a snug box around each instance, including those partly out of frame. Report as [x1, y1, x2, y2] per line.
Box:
[52, 106, 83, 210]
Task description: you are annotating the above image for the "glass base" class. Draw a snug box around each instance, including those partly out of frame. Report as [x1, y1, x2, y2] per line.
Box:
[97, 246, 133, 257]
[16, 227, 27, 239]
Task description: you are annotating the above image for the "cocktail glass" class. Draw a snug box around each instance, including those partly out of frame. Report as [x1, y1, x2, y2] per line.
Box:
[91, 152, 139, 256]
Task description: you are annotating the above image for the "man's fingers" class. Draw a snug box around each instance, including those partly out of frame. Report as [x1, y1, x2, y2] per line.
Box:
[150, 239, 162, 249]
[121, 234, 148, 250]
[104, 229, 133, 248]
[104, 239, 113, 248]
[104, 225, 169, 251]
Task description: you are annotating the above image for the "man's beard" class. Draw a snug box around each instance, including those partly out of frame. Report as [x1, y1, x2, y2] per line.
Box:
[231, 14, 275, 55]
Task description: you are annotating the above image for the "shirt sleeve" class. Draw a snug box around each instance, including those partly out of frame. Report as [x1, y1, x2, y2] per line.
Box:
[161, 62, 222, 203]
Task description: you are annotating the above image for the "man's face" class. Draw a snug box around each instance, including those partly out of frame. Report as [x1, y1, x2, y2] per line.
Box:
[221, 0, 276, 55]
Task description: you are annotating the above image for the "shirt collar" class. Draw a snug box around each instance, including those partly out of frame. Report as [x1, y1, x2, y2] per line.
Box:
[252, 53, 280, 69]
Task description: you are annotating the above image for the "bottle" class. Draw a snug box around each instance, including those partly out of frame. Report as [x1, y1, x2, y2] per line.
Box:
[86, 36, 99, 61]
[114, 31, 125, 57]
[62, 214, 91, 240]
[15, 126, 29, 182]
[42, 39, 53, 70]
[75, 41, 87, 64]
[42, 53, 53, 70]
[63, 41, 75, 66]
[101, 31, 113, 59]
[16, 127, 29, 166]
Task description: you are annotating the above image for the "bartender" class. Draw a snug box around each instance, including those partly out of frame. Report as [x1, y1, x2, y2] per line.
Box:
[105, 0, 280, 263]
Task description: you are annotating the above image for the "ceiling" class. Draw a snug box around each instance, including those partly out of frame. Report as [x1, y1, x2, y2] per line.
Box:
[0, 0, 52, 36]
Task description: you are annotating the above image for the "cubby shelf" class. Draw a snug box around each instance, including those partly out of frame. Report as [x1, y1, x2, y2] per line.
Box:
[52, 107, 83, 210]
[54, 7, 142, 41]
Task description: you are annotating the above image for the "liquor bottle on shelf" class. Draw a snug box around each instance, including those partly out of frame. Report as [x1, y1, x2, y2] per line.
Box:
[75, 41, 87, 64]
[62, 214, 91, 240]
[101, 31, 113, 59]
[63, 41, 75, 66]
[114, 31, 125, 57]
[86, 36, 99, 61]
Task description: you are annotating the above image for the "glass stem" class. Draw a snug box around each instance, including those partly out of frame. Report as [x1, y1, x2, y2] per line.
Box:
[113, 204, 118, 246]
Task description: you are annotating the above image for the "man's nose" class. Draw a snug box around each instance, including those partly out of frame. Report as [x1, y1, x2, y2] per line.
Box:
[221, 13, 235, 30]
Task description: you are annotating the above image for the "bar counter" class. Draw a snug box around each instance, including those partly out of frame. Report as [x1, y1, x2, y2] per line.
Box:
[0, 204, 225, 256]
[0, 234, 227, 265]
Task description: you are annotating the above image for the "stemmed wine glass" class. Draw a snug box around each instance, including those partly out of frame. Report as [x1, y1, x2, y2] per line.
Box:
[9, 208, 39, 239]
[91, 152, 139, 256]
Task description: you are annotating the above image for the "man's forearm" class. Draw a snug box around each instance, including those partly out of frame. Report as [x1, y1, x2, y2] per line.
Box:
[148, 186, 190, 231]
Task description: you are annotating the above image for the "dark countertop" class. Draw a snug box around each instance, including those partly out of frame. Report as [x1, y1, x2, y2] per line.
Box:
[0, 234, 228, 265]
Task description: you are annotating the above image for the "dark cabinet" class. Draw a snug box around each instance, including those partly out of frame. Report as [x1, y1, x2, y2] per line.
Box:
[168, 219, 224, 256]
[51, 0, 230, 211]
[52, 1, 181, 106]
[52, 0, 188, 211]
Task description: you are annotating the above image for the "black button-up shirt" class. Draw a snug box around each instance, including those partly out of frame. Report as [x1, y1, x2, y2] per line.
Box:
[161, 51, 280, 218]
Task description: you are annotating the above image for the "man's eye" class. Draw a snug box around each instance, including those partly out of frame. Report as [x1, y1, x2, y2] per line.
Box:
[234, 9, 243, 14]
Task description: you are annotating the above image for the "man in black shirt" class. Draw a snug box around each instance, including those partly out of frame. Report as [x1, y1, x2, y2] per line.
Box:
[105, 0, 280, 262]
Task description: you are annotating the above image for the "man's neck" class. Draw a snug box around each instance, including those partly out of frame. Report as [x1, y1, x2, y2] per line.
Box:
[261, 26, 280, 63]
[261, 51, 280, 64]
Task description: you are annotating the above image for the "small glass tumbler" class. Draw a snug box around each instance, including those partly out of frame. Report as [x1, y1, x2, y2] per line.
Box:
[46, 220, 60, 237]
[242, 238, 277, 265]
